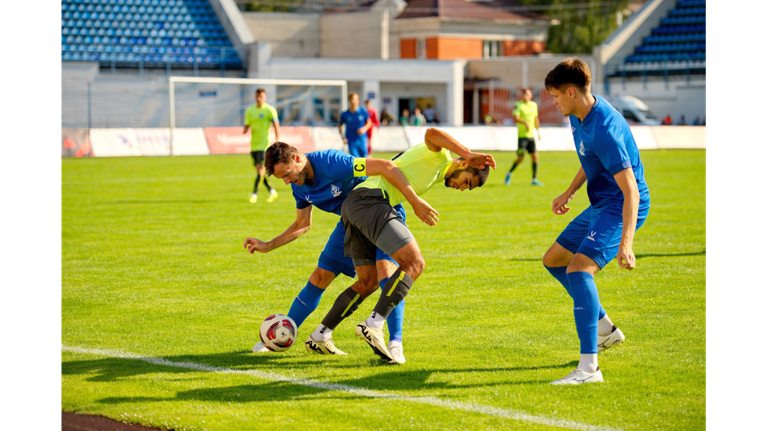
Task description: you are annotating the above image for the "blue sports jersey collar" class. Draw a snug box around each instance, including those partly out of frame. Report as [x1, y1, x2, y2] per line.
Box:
[301, 154, 320, 190]
[578, 95, 600, 128]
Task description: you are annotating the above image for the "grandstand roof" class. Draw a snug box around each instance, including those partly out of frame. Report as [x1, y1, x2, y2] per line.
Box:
[396, 0, 549, 22]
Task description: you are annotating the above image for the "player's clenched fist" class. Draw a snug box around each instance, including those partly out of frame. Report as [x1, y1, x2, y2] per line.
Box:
[244, 237, 270, 254]
[551, 192, 573, 215]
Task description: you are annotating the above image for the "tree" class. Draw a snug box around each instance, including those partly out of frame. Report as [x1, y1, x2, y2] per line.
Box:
[516, 0, 632, 54]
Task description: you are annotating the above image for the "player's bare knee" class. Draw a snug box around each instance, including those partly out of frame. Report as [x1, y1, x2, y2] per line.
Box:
[308, 267, 335, 289]
[402, 255, 425, 280]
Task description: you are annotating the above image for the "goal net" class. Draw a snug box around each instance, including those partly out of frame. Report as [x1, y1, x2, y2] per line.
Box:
[168, 76, 348, 150]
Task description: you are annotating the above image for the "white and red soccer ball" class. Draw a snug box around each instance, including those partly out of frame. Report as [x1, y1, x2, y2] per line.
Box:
[259, 314, 297, 352]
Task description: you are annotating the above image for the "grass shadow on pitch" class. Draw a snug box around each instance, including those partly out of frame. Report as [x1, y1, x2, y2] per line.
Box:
[636, 249, 705, 259]
[96, 382, 366, 405]
[63, 352, 577, 393]
[508, 249, 705, 263]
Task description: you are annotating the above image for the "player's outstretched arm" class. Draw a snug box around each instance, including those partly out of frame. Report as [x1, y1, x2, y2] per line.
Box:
[363, 158, 439, 226]
[613, 167, 640, 270]
[244, 206, 313, 253]
[552, 167, 587, 215]
[272, 119, 280, 142]
[424, 128, 496, 169]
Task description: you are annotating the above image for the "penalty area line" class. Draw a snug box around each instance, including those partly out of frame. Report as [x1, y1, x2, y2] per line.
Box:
[62, 345, 621, 431]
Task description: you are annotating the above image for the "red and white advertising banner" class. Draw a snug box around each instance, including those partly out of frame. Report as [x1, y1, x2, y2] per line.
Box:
[204, 127, 251, 154]
[404, 126, 502, 151]
[311, 127, 345, 152]
[205, 127, 313, 154]
[651, 126, 706, 149]
[491, 127, 519, 152]
[90, 128, 143, 157]
[62, 128, 93, 157]
[627, 126, 658, 150]
[90, 128, 208, 156]
[371, 127, 410, 153]
[538, 126, 578, 152]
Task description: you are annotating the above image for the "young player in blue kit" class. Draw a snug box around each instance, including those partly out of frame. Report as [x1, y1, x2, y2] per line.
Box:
[243, 142, 438, 364]
[338, 92, 372, 158]
[541, 58, 651, 385]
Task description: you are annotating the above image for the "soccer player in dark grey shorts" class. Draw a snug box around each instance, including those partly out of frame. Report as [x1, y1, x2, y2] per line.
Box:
[341, 188, 415, 268]
[307, 128, 496, 363]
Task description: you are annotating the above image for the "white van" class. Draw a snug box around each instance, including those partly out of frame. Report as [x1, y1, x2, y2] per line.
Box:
[603, 95, 660, 126]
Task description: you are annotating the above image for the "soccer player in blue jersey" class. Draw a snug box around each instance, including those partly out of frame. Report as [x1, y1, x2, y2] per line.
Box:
[243, 142, 438, 364]
[338, 92, 372, 158]
[541, 58, 651, 385]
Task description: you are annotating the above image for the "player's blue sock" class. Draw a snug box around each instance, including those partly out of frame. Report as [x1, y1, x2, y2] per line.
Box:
[566, 271, 601, 354]
[287, 282, 324, 328]
[545, 265, 572, 296]
[380, 277, 404, 343]
[546, 265, 606, 320]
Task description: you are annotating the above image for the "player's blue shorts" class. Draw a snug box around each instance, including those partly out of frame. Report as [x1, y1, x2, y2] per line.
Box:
[347, 139, 368, 158]
[318, 204, 405, 277]
[556, 196, 650, 269]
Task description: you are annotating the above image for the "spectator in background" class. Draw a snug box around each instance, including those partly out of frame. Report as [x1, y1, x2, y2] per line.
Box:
[381, 108, 395, 126]
[484, 113, 496, 125]
[338, 92, 372, 158]
[400, 109, 410, 126]
[412, 108, 426, 126]
[662, 114, 673, 125]
[365, 99, 380, 156]
[692, 116, 701, 126]
[423, 104, 439, 124]
[677, 114, 687, 125]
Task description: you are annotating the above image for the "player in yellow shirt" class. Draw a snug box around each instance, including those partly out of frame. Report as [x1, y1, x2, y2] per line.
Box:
[304, 128, 496, 362]
[505, 87, 544, 186]
[244, 88, 280, 203]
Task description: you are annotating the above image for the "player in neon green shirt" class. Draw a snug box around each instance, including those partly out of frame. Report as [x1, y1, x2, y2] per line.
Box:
[243, 88, 280, 203]
[505, 87, 544, 186]
[305, 128, 496, 362]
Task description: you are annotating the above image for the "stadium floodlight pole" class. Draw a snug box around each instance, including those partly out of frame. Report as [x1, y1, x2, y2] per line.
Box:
[168, 76, 348, 156]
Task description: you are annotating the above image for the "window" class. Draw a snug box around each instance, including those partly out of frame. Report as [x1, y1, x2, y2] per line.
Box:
[416, 39, 426, 59]
[483, 40, 503, 58]
[622, 109, 639, 122]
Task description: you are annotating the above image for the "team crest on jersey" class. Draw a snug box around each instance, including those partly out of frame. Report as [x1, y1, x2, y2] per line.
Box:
[331, 184, 341, 197]
[579, 141, 585, 156]
[259, 114, 265, 119]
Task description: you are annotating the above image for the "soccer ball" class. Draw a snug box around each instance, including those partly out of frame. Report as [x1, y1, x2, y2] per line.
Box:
[259, 314, 297, 352]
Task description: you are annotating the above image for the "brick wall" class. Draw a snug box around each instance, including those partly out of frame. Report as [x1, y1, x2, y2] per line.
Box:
[428, 37, 483, 59]
[503, 40, 546, 56]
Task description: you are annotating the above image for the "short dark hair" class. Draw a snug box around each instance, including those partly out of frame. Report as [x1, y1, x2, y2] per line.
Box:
[264, 142, 299, 176]
[457, 157, 491, 188]
[255, 88, 266, 95]
[348, 92, 358, 101]
[544, 57, 591, 94]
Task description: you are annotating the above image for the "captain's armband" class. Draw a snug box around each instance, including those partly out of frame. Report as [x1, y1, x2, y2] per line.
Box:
[353, 158, 367, 177]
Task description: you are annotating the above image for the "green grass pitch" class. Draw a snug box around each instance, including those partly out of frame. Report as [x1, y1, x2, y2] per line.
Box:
[62, 149, 705, 430]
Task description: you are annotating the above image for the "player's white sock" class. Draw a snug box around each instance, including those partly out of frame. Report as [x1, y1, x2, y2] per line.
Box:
[312, 325, 333, 341]
[365, 311, 386, 329]
[578, 354, 599, 373]
[598, 315, 615, 336]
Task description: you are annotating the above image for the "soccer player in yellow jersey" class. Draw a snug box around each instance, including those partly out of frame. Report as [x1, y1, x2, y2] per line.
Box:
[305, 128, 496, 362]
[244, 88, 280, 203]
[505, 87, 544, 186]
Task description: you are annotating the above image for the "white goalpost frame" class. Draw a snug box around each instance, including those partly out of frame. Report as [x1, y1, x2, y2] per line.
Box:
[168, 76, 348, 155]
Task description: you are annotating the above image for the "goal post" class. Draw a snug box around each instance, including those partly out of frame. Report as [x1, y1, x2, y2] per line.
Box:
[168, 76, 348, 155]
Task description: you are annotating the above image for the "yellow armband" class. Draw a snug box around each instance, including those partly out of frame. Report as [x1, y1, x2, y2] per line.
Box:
[353, 158, 367, 177]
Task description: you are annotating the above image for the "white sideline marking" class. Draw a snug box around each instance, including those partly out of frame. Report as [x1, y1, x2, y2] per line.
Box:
[63, 345, 621, 431]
